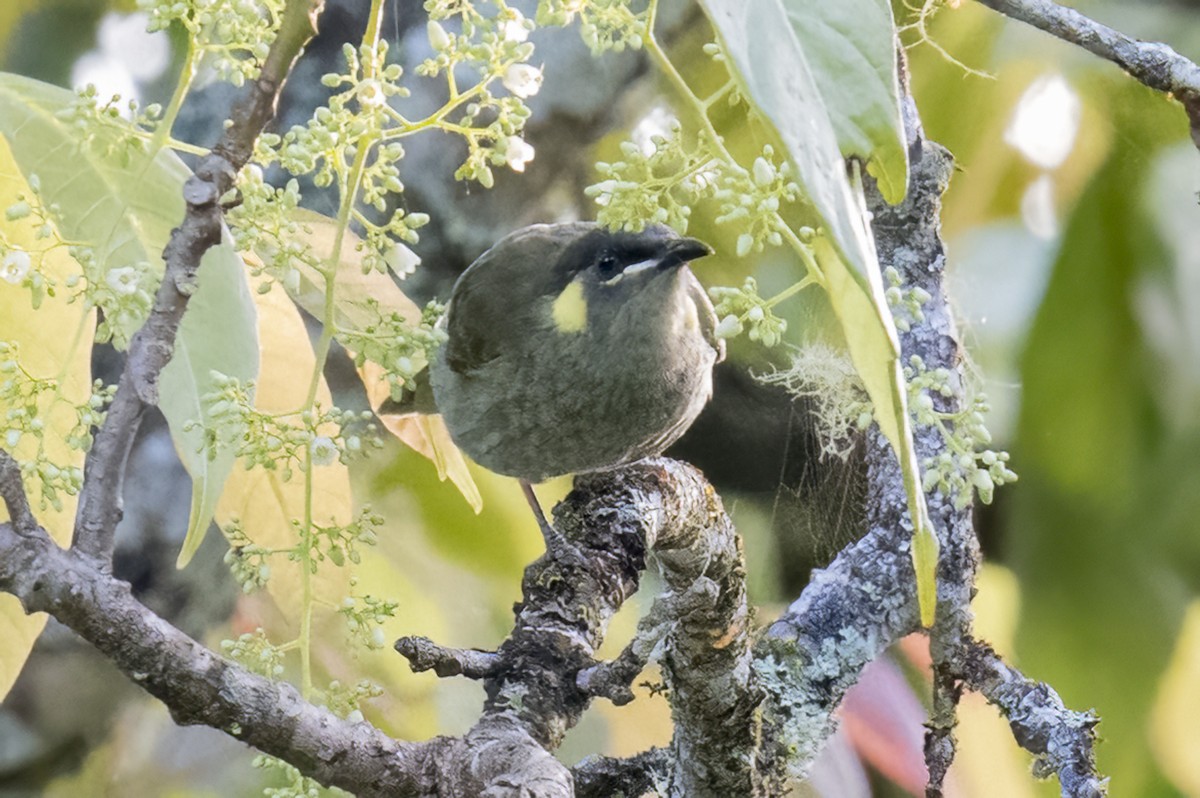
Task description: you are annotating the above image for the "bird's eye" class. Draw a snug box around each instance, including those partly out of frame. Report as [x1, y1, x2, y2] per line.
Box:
[596, 254, 620, 278]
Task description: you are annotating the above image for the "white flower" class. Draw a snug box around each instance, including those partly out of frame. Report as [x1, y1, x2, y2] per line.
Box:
[499, 10, 529, 43]
[310, 435, 339, 466]
[501, 136, 535, 172]
[714, 314, 743, 339]
[105, 265, 140, 296]
[384, 243, 419, 277]
[752, 156, 776, 188]
[357, 79, 386, 109]
[502, 63, 542, 99]
[1, 249, 31, 284]
[427, 20, 451, 51]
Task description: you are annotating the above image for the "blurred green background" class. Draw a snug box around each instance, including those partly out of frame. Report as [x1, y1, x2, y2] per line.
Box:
[2, 0, 1199, 796]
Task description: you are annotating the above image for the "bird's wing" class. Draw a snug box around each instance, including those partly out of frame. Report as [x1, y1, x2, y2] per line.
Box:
[443, 269, 504, 374]
[690, 278, 726, 364]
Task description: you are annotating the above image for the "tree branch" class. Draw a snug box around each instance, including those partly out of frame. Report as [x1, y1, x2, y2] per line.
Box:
[397, 458, 759, 797]
[71, 0, 323, 563]
[960, 639, 1105, 798]
[975, 0, 1200, 148]
[394, 636, 500, 679]
[0, 520, 435, 796]
[0, 449, 37, 536]
[572, 748, 670, 798]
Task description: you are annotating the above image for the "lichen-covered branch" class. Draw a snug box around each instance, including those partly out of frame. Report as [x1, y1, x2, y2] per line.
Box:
[397, 458, 760, 797]
[71, 0, 324, 563]
[394, 636, 500, 679]
[755, 100, 975, 783]
[572, 749, 670, 798]
[756, 66, 1106, 798]
[975, 0, 1200, 148]
[960, 639, 1105, 798]
[869, 91, 981, 797]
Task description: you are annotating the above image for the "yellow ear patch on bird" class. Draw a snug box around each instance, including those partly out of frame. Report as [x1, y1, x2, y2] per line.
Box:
[552, 277, 588, 333]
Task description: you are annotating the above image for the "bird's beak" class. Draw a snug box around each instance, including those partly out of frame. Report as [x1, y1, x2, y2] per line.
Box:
[659, 237, 713, 270]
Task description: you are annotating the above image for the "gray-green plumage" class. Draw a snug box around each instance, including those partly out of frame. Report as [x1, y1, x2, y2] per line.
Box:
[430, 222, 724, 483]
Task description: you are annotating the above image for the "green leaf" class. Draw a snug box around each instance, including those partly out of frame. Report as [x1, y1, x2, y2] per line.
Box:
[0, 73, 258, 569]
[700, 0, 879, 286]
[167, 231, 259, 568]
[700, 1, 935, 621]
[781, 0, 908, 204]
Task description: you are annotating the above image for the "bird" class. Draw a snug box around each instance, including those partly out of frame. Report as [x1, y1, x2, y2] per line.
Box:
[425, 221, 725, 538]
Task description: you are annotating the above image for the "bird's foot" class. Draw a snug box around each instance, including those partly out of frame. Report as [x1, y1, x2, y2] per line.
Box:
[520, 479, 586, 565]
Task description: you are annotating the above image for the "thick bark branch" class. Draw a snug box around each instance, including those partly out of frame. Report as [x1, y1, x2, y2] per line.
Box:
[397, 458, 759, 797]
[755, 97, 974, 783]
[71, 0, 323, 563]
[0, 450, 37, 535]
[975, 0, 1200, 148]
[572, 749, 670, 798]
[0, 520, 434, 796]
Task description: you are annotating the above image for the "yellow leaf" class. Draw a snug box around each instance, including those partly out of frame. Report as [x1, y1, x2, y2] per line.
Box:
[0, 133, 95, 699]
[215, 276, 351, 611]
[816, 235, 937, 625]
[362, 360, 482, 513]
[1150, 600, 1200, 796]
[269, 208, 481, 512]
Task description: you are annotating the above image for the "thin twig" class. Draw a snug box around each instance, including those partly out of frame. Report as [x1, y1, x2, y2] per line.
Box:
[394, 636, 500, 679]
[71, 0, 323, 563]
[976, 0, 1200, 148]
[960, 639, 1106, 797]
[576, 583, 715, 706]
[0, 450, 36, 535]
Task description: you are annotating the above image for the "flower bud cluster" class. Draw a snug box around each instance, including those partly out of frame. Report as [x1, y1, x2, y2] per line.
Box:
[227, 170, 314, 289]
[0, 343, 110, 511]
[320, 675, 384, 719]
[714, 145, 801, 258]
[586, 125, 720, 233]
[4, 174, 155, 348]
[338, 299, 447, 399]
[708, 277, 789, 348]
[251, 756, 322, 798]
[884, 266, 932, 333]
[221, 519, 273, 592]
[536, 0, 648, 56]
[339, 577, 399, 651]
[138, 0, 283, 87]
[193, 374, 383, 480]
[1, 178, 65, 308]
[416, 3, 542, 187]
[79, 257, 156, 349]
[420, 5, 535, 79]
[299, 506, 386, 572]
[906, 354, 1018, 508]
[268, 42, 409, 188]
[56, 85, 164, 159]
[221, 626, 285, 677]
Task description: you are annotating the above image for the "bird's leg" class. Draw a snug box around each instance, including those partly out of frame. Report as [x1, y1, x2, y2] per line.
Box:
[520, 481, 589, 569]
[520, 479, 561, 548]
